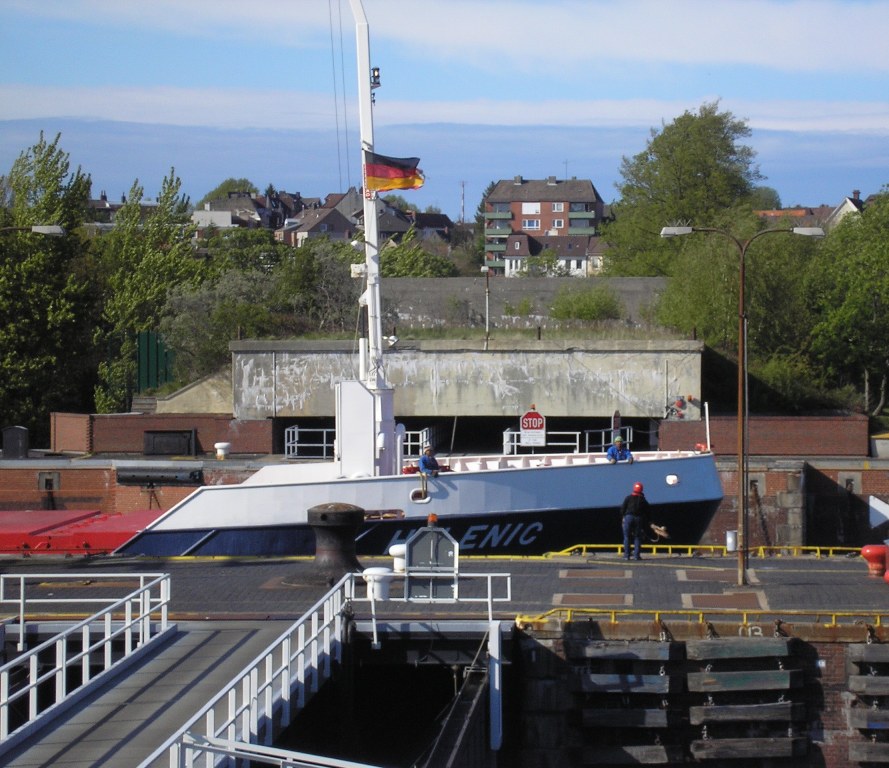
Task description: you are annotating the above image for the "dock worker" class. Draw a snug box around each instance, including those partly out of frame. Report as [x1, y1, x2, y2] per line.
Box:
[606, 435, 634, 464]
[418, 445, 440, 497]
[621, 481, 650, 560]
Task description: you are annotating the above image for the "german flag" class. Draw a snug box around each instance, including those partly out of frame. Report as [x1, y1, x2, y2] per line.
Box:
[364, 151, 424, 192]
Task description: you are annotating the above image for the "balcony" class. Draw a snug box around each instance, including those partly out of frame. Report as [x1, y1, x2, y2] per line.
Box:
[484, 211, 512, 220]
[485, 227, 511, 238]
[568, 225, 597, 235]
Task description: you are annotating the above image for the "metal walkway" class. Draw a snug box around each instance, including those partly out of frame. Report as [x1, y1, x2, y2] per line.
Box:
[2, 621, 294, 768]
[2, 551, 888, 766]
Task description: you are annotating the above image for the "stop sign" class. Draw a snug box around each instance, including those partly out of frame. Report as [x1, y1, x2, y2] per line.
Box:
[520, 409, 546, 446]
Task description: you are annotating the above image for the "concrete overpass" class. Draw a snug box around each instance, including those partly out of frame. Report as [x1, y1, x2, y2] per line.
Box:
[227, 339, 704, 422]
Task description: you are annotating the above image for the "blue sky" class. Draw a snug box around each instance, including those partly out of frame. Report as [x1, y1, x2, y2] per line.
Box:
[2, 0, 888, 219]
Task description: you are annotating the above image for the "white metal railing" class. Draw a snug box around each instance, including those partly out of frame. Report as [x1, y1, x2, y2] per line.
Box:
[502, 426, 635, 455]
[284, 426, 337, 459]
[148, 570, 511, 767]
[146, 573, 353, 768]
[356, 571, 511, 648]
[285, 426, 429, 460]
[0, 572, 171, 747]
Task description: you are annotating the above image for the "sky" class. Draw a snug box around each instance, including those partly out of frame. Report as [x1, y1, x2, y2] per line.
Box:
[2, 0, 888, 220]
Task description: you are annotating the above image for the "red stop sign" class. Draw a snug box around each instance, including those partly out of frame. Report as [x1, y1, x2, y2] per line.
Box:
[521, 411, 545, 430]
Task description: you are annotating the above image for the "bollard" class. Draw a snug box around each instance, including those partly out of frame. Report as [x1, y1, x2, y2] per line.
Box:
[362, 566, 394, 600]
[861, 544, 887, 578]
[307, 502, 365, 584]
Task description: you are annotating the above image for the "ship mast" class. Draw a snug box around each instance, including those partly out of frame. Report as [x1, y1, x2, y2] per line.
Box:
[348, 0, 397, 475]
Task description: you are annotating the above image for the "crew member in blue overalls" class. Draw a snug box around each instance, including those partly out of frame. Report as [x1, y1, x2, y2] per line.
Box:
[606, 435, 634, 464]
[418, 445, 440, 498]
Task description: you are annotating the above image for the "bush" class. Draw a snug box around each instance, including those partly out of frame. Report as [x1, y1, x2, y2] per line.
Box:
[550, 286, 622, 322]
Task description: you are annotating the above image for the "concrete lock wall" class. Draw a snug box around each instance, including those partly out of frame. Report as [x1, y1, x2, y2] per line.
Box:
[230, 339, 705, 421]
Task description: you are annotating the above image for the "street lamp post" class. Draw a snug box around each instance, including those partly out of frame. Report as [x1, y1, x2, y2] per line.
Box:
[660, 225, 824, 586]
[481, 265, 491, 350]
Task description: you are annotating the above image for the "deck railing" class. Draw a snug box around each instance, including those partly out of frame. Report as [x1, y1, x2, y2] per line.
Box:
[0, 572, 172, 752]
[147, 570, 511, 767]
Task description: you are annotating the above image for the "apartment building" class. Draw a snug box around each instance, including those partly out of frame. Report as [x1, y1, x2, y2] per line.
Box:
[483, 176, 607, 276]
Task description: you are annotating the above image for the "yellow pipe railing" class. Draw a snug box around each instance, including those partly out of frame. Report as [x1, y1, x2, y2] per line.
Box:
[515, 605, 887, 629]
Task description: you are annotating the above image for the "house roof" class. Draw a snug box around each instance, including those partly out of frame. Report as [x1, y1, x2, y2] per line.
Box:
[504, 234, 600, 259]
[292, 207, 352, 233]
[487, 176, 601, 204]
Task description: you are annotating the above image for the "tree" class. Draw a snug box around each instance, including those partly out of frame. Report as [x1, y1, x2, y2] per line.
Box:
[93, 170, 205, 411]
[807, 190, 889, 414]
[380, 228, 458, 277]
[603, 101, 763, 276]
[516, 249, 568, 278]
[199, 227, 289, 274]
[748, 186, 782, 210]
[160, 269, 277, 382]
[270, 237, 361, 333]
[656, 209, 819, 355]
[0, 132, 95, 442]
[194, 177, 258, 209]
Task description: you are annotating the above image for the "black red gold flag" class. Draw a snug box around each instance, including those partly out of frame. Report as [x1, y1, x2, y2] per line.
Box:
[364, 152, 424, 191]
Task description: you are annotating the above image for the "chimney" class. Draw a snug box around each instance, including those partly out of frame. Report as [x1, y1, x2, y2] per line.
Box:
[546, 176, 557, 185]
[853, 189, 860, 200]
[513, 175, 523, 185]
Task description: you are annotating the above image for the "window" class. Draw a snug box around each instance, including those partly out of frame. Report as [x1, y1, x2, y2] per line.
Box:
[552, 219, 564, 229]
[522, 219, 540, 230]
[521, 202, 541, 215]
[552, 202, 564, 212]
[514, 241, 521, 250]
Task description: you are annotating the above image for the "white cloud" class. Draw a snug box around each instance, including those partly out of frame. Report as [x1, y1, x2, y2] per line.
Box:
[4, 84, 888, 137]
[8, 0, 889, 74]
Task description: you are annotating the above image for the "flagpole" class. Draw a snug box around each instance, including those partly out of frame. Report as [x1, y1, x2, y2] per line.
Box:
[349, 0, 396, 475]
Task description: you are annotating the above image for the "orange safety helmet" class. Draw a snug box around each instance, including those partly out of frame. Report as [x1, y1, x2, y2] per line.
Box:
[632, 482, 644, 495]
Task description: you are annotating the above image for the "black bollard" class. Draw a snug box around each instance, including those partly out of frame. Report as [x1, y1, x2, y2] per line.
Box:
[307, 502, 365, 585]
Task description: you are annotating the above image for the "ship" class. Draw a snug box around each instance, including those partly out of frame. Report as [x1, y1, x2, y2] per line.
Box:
[115, 0, 723, 558]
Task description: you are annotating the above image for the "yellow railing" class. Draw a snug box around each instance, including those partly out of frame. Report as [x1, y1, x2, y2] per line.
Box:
[539, 543, 862, 559]
[515, 605, 889, 630]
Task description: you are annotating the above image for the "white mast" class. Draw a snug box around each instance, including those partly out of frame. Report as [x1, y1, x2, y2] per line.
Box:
[347, 0, 397, 476]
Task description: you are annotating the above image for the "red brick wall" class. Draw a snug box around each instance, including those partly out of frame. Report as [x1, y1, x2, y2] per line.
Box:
[0, 464, 256, 515]
[51, 413, 93, 453]
[660, 414, 870, 456]
[53, 413, 274, 455]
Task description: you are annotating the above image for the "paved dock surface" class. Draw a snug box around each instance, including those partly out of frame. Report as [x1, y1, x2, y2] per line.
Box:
[0, 550, 885, 766]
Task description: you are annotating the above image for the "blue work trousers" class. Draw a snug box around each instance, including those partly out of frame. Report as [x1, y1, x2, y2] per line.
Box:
[622, 514, 641, 559]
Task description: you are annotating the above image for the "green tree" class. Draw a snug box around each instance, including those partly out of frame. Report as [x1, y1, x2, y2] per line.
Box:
[380, 228, 458, 277]
[516, 249, 568, 277]
[0, 132, 95, 442]
[603, 101, 762, 276]
[195, 177, 258, 209]
[270, 237, 360, 333]
[807, 190, 889, 414]
[160, 269, 277, 382]
[200, 227, 289, 274]
[93, 170, 205, 411]
[748, 186, 782, 210]
[657, 210, 819, 355]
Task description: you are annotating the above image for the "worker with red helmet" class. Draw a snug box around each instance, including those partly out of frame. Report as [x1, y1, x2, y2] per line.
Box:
[621, 481, 650, 560]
